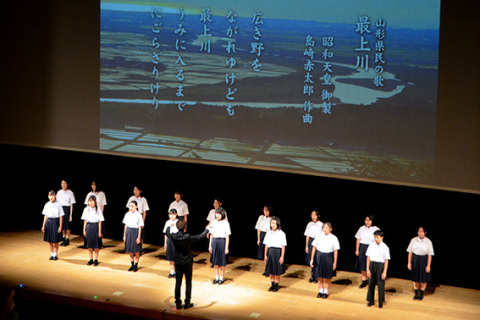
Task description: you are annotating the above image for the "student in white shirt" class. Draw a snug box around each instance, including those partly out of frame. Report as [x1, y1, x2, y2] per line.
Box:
[41, 190, 64, 260]
[81, 195, 105, 266]
[263, 216, 287, 292]
[366, 230, 390, 308]
[57, 179, 76, 246]
[168, 190, 189, 222]
[123, 200, 144, 272]
[304, 210, 323, 283]
[206, 198, 228, 225]
[163, 209, 179, 278]
[126, 185, 149, 245]
[84, 180, 107, 246]
[407, 226, 434, 301]
[355, 215, 379, 288]
[255, 205, 273, 263]
[310, 222, 340, 299]
[208, 207, 231, 285]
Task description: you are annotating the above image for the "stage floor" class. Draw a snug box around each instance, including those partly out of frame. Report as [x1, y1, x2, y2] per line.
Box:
[0, 230, 479, 320]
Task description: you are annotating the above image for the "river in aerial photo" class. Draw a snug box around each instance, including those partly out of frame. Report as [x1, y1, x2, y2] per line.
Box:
[99, 0, 440, 184]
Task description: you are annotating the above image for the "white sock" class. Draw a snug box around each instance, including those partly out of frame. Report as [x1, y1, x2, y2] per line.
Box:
[319, 288, 324, 294]
[219, 276, 224, 281]
[324, 289, 329, 295]
[215, 275, 219, 280]
[52, 252, 57, 257]
[170, 270, 174, 274]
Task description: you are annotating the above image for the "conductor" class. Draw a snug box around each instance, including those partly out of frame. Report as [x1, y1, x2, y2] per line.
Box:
[166, 220, 209, 310]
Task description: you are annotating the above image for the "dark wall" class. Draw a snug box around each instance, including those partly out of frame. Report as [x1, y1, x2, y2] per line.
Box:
[3, 143, 478, 289]
[0, 1, 479, 193]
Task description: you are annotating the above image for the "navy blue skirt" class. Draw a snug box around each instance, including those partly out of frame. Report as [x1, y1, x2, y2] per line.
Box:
[257, 231, 266, 260]
[314, 251, 336, 279]
[305, 237, 315, 265]
[125, 227, 142, 253]
[410, 254, 432, 283]
[85, 222, 101, 249]
[44, 218, 63, 243]
[165, 237, 175, 261]
[212, 238, 228, 266]
[62, 206, 71, 230]
[265, 247, 285, 276]
[355, 243, 369, 271]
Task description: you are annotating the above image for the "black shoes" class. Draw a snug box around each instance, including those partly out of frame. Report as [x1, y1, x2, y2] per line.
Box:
[359, 280, 368, 288]
[87, 259, 99, 266]
[317, 293, 329, 299]
[168, 273, 176, 278]
[60, 238, 70, 246]
[128, 262, 138, 272]
[212, 279, 224, 285]
[268, 282, 279, 292]
[413, 290, 424, 301]
[367, 301, 384, 308]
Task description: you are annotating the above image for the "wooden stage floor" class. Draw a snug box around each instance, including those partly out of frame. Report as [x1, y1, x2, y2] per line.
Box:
[1, 230, 479, 320]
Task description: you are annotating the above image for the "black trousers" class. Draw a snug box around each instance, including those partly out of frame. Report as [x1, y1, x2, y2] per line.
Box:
[367, 262, 385, 304]
[175, 262, 193, 306]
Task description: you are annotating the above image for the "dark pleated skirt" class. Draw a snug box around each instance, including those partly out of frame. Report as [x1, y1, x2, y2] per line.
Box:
[355, 243, 369, 271]
[212, 238, 228, 266]
[85, 222, 101, 249]
[305, 237, 315, 265]
[165, 237, 176, 261]
[62, 206, 71, 230]
[410, 254, 432, 283]
[44, 218, 63, 243]
[125, 227, 142, 253]
[265, 247, 285, 276]
[314, 251, 336, 279]
[257, 231, 266, 260]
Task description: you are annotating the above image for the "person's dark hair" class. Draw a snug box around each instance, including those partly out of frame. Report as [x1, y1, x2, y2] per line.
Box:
[129, 200, 138, 207]
[177, 219, 186, 231]
[374, 230, 384, 237]
[366, 215, 375, 221]
[270, 216, 281, 230]
[169, 208, 178, 216]
[312, 210, 320, 219]
[48, 190, 56, 196]
[215, 207, 226, 220]
[88, 195, 98, 210]
[324, 221, 332, 229]
[264, 205, 274, 216]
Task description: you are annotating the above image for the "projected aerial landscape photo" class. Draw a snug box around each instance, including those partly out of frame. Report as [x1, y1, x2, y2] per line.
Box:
[100, 0, 440, 185]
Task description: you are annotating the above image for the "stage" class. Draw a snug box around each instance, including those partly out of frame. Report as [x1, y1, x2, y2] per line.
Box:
[0, 230, 478, 320]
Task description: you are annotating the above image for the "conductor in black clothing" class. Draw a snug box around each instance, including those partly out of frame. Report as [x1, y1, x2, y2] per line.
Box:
[166, 219, 209, 310]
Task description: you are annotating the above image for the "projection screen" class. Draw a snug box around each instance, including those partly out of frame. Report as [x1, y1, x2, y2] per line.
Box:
[100, 0, 441, 186]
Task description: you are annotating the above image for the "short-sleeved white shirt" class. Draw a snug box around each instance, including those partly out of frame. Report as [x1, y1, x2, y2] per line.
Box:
[263, 229, 287, 248]
[57, 189, 76, 206]
[122, 211, 144, 228]
[355, 225, 379, 245]
[126, 196, 149, 214]
[312, 232, 340, 253]
[163, 219, 179, 234]
[81, 206, 105, 223]
[84, 191, 107, 210]
[42, 201, 65, 218]
[304, 221, 324, 238]
[407, 236, 434, 256]
[208, 219, 231, 238]
[255, 215, 272, 233]
[366, 241, 390, 262]
[168, 199, 189, 217]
